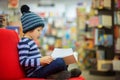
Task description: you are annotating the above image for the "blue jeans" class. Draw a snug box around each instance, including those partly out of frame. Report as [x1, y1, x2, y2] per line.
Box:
[29, 58, 67, 78]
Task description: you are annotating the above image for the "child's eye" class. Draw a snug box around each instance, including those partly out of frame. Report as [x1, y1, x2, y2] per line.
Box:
[38, 29, 40, 31]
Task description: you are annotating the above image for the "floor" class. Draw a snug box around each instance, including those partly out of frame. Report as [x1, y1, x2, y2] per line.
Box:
[68, 63, 115, 80]
[81, 70, 115, 80]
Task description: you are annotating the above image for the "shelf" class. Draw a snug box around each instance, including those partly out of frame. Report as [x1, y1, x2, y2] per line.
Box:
[115, 8, 120, 11]
[94, 27, 113, 34]
[94, 8, 113, 15]
[94, 8, 112, 11]
[95, 45, 113, 49]
[85, 48, 96, 51]
[115, 53, 120, 56]
[115, 71, 120, 79]
[89, 69, 115, 76]
[88, 0, 117, 77]
[114, 24, 120, 27]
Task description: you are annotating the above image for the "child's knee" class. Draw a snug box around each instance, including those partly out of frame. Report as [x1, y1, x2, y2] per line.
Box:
[54, 58, 67, 68]
[55, 58, 65, 65]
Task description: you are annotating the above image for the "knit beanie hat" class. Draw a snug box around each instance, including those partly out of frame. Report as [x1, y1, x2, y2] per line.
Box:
[20, 5, 45, 33]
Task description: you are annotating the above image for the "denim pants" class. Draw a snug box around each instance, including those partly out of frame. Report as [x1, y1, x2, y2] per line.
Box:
[29, 58, 67, 78]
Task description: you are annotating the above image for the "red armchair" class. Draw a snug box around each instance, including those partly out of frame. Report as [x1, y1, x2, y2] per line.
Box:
[0, 29, 85, 80]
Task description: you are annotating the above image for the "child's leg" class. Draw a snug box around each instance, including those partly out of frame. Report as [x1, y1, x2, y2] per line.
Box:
[30, 58, 67, 78]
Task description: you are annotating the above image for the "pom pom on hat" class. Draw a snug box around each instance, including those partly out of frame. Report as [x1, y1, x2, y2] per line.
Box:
[20, 4, 45, 33]
[20, 5, 30, 14]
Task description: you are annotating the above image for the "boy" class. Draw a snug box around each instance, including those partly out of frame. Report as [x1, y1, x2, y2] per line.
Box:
[18, 5, 68, 78]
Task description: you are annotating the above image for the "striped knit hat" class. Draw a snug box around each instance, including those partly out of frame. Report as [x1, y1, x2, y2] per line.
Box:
[20, 5, 45, 33]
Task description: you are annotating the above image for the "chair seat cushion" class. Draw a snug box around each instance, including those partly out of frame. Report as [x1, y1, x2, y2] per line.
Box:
[69, 76, 85, 80]
[19, 78, 45, 80]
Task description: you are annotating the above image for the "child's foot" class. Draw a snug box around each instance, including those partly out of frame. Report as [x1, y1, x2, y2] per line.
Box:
[70, 68, 81, 78]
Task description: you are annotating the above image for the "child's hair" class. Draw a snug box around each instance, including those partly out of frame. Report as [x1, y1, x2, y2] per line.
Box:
[20, 4, 45, 33]
[70, 68, 81, 77]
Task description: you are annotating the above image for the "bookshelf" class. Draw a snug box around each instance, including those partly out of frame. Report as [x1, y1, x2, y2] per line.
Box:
[89, 0, 115, 76]
[114, 0, 120, 79]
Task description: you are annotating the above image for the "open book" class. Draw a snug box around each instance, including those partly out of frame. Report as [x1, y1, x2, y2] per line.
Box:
[51, 48, 77, 65]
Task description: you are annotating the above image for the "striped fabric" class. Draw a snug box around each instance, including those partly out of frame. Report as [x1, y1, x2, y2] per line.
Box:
[17, 37, 42, 77]
[21, 12, 45, 33]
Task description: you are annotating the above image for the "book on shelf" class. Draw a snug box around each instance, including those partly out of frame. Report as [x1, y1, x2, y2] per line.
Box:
[115, 0, 120, 9]
[92, 0, 99, 8]
[103, 0, 111, 9]
[115, 38, 120, 53]
[114, 12, 117, 25]
[116, 11, 120, 25]
[114, 25, 119, 39]
[89, 16, 99, 27]
[115, 27, 120, 53]
[94, 28, 99, 45]
[96, 50, 105, 60]
[99, 15, 112, 28]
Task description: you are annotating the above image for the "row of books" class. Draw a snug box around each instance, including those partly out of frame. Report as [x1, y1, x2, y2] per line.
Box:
[93, 0, 120, 9]
[89, 15, 112, 28]
[92, 0, 111, 9]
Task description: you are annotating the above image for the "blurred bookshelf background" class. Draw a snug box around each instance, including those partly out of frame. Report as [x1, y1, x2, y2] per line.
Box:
[1, 0, 120, 80]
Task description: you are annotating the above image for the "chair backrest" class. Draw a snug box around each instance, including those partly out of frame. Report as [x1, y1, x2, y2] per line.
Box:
[0, 29, 25, 79]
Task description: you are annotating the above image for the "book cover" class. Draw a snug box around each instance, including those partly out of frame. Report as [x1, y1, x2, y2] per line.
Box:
[101, 15, 112, 28]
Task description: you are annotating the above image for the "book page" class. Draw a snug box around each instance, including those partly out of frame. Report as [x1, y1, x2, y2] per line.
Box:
[51, 48, 74, 59]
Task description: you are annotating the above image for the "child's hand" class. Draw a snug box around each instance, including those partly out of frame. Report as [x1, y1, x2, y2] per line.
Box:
[40, 56, 53, 66]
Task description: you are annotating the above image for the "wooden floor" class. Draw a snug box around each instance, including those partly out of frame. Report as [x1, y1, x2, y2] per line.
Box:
[81, 70, 115, 80]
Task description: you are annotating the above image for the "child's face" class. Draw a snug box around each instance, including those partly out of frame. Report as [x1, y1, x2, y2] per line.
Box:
[30, 27, 43, 39]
